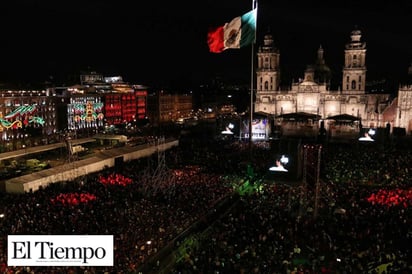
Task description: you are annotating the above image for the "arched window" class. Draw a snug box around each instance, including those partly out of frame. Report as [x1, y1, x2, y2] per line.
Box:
[351, 80, 356, 90]
[265, 81, 269, 90]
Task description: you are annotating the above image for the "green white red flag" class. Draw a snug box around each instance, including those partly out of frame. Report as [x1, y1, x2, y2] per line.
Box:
[207, 8, 257, 53]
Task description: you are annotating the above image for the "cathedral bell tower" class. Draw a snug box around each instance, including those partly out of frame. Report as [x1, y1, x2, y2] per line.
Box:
[256, 33, 280, 93]
[314, 45, 332, 89]
[342, 29, 367, 94]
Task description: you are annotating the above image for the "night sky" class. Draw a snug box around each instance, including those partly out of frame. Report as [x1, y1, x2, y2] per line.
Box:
[1, 1, 412, 90]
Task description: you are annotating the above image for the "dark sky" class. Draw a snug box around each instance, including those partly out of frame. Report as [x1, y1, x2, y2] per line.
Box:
[1, 1, 412, 90]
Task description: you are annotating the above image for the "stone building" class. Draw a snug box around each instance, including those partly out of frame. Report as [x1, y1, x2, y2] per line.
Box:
[254, 29, 392, 134]
[396, 84, 412, 134]
[0, 89, 56, 151]
[146, 90, 193, 125]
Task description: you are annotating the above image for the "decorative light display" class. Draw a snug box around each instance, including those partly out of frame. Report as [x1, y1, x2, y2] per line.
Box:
[68, 98, 105, 130]
[0, 105, 45, 130]
[73, 102, 104, 122]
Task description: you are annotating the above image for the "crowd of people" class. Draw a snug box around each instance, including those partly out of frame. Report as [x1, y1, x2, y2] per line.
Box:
[171, 140, 412, 274]
[0, 129, 410, 273]
[0, 149, 241, 273]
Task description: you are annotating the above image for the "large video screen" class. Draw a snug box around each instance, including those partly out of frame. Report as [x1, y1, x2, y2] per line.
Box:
[241, 118, 269, 140]
[266, 139, 304, 182]
[269, 154, 289, 172]
[217, 116, 240, 139]
[221, 122, 236, 135]
[358, 128, 376, 142]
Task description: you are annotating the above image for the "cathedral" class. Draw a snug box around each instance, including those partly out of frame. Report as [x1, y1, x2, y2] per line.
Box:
[254, 28, 399, 135]
[397, 81, 412, 134]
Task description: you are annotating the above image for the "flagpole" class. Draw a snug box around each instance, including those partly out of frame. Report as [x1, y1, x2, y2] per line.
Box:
[249, 44, 254, 149]
[249, 0, 257, 150]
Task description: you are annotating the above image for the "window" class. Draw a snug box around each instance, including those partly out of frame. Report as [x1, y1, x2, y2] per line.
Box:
[264, 57, 269, 69]
[353, 55, 358, 66]
[351, 80, 356, 90]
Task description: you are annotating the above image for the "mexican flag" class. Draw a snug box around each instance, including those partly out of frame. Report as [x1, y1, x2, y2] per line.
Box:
[207, 8, 257, 53]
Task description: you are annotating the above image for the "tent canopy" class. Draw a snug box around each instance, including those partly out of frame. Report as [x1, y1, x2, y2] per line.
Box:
[326, 114, 360, 122]
[276, 112, 321, 121]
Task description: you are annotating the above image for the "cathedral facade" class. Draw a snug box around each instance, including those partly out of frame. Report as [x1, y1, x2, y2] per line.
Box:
[397, 84, 412, 133]
[254, 29, 392, 131]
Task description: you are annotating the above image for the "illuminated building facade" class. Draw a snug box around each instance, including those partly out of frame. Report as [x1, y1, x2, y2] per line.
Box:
[67, 94, 104, 134]
[0, 76, 148, 152]
[103, 83, 147, 126]
[56, 72, 148, 133]
[104, 93, 123, 126]
[396, 84, 412, 133]
[255, 29, 392, 133]
[0, 89, 56, 151]
[134, 87, 148, 120]
[147, 91, 193, 125]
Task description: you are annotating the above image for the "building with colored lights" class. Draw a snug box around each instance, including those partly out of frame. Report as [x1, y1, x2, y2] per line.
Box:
[0, 89, 56, 151]
[0, 71, 149, 151]
[54, 71, 148, 136]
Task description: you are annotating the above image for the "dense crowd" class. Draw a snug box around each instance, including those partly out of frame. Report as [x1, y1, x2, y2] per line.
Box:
[0, 148, 242, 273]
[0, 132, 411, 273]
[171, 140, 412, 274]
